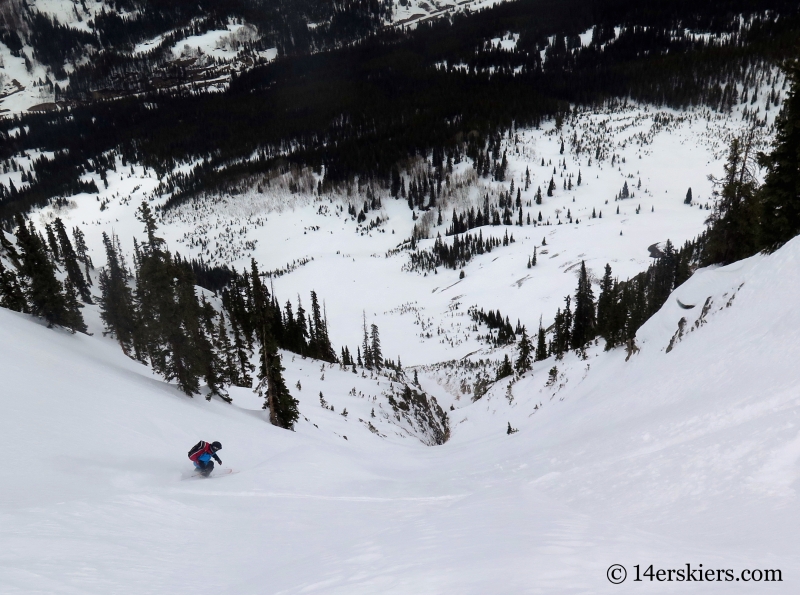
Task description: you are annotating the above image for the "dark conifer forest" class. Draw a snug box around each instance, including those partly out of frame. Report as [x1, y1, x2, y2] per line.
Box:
[2, 0, 800, 224]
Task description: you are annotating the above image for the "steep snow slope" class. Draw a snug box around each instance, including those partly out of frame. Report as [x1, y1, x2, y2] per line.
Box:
[3, 236, 800, 593]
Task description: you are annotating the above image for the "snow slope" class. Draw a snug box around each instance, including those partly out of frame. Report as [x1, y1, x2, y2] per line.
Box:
[3, 236, 800, 593]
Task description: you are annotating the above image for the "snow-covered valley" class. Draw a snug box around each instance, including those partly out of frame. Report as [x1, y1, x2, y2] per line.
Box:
[3, 1, 800, 590]
[25, 97, 782, 367]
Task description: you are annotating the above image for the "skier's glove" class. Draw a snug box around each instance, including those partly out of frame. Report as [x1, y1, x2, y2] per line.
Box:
[215, 457, 222, 465]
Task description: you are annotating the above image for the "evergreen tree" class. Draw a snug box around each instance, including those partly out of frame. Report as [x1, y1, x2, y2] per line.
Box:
[309, 290, 336, 362]
[230, 316, 254, 387]
[294, 297, 309, 356]
[497, 150, 508, 181]
[62, 278, 88, 333]
[551, 296, 572, 358]
[98, 232, 139, 356]
[54, 218, 91, 303]
[72, 226, 93, 284]
[596, 263, 614, 342]
[216, 313, 240, 387]
[198, 297, 227, 400]
[243, 262, 297, 425]
[248, 259, 284, 349]
[45, 223, 60, 261]
[514, 326, 532, 374]
[134, 202, 210, 394]
[685, 187, 693, 204]
[649, 240, 677, 314]
[133, 201, 171, 366]
[161, 259, 206, 396]
[256, 322, 299, 429]
[362, 311, 373, 368]
[496, 354, 513, 380]
[759, 59, 800, 251]
[14, 214, 84, 331]
[571, 261, 596, 350]
[535, 318, 547, 362]
[138, 200, 161, 246]
[674, 240, 693, 289]
[283, 299, 298, 352]
[370, 323, 382, 370]
[703, 133, 760, 264]
[341, 346, 352, 366]
[0, 259, 27, 312]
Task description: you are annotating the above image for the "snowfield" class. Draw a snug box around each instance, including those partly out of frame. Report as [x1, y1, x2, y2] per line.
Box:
[2, 234, 800, 593]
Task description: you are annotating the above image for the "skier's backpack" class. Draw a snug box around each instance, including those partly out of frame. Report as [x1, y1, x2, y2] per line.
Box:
[188, 441, 206, 459]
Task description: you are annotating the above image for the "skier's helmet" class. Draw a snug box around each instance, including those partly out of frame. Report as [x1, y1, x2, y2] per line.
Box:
[211, 441, 222, 451]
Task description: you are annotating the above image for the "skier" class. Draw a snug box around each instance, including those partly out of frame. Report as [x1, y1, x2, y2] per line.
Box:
[188, 440, 222, 477]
